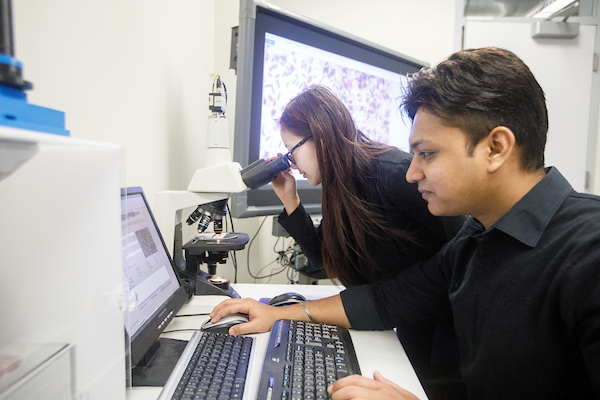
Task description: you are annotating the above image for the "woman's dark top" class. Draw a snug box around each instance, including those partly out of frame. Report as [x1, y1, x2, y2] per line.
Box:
[278, 147, 465, 284]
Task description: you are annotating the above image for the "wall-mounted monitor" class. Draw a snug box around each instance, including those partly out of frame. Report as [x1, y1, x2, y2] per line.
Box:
[231, 0, 427, 218]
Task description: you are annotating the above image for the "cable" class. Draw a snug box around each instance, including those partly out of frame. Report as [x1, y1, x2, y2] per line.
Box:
[254, 259, 288, 283]
[244, 217, 308, 282]
[286, 241, 301, 283]
[226, 203, 239, 283]
[226, 203, 236, 232]
[231, 251, 239, 283]
[252, 236, 296, 282]
[222, 81, 228, 103]
[246, 216, 269, 279]
[286, 242, 300, 284]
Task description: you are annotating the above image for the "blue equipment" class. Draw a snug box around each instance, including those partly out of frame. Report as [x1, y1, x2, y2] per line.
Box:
[0, 0, 69, 136]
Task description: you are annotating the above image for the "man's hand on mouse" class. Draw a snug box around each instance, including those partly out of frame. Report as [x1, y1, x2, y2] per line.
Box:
[210, 298, 283, 335]
[211, 295, 350, 335]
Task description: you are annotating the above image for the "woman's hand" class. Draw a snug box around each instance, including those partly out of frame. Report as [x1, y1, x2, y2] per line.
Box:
[328, 371, 420, 400]
[267, 155, 300, 214]
[209, 298, 283, 335]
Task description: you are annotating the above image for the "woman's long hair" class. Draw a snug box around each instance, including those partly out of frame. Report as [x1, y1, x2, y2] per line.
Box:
[279, 86, 415, 287]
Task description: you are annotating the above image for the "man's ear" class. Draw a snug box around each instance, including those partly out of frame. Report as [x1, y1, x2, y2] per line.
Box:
[485, 126, 516, 173]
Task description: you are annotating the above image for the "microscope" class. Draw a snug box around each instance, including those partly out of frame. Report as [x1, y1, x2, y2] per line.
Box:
[155, 74, 291, 298]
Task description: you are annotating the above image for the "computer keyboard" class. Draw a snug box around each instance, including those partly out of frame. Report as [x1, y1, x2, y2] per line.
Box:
[257, 319, 361, 400]
[169, 332, 253, 400]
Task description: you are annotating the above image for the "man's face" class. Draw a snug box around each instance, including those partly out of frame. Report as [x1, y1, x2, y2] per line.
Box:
[407, 109, 489, 217]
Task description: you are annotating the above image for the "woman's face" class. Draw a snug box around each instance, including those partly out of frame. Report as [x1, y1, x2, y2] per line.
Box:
[280, 129, 322, 186]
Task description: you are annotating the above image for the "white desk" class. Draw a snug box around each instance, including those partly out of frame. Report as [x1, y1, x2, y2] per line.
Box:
[127, 283, 428, 400]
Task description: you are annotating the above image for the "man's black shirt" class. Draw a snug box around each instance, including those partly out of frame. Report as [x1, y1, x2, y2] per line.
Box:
[341, 167, 600, 399]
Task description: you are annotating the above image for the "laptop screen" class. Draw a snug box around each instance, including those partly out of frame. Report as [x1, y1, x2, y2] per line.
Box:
[121, 187, 188, 366]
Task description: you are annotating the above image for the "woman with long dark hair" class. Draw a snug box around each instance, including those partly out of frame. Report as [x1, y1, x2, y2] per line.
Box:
[272, 85, 464, 287]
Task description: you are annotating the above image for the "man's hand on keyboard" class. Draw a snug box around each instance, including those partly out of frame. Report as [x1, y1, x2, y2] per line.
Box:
[209, 298, 282, 335]
[328, 370, 419, 400]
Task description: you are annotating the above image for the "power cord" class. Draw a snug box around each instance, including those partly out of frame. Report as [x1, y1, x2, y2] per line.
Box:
[246, 216, 302, 282]
[246, 216, 269, 280]
[226, 203, 239, 283]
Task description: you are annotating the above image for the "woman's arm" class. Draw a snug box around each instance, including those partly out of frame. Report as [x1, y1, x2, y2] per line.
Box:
[278, 204, 324, 272]
[269, 159, 301, 215]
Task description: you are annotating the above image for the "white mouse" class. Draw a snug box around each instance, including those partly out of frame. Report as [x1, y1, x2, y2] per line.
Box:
[201, 313, 249, 334]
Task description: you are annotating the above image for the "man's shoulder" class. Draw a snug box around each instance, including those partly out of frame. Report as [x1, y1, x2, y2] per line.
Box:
[553, 190, 600, 236]
[569, 190, 600, 202]
[563, 190, 600, 214]
[535, 169, 600, 231]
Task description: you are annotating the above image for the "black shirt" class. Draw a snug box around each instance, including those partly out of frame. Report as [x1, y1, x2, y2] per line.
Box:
[278, 148, 465, 283]
[341, 168, 600, 399]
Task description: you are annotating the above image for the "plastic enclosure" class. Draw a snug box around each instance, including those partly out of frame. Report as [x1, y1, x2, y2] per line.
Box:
[0, 126, 126, 400]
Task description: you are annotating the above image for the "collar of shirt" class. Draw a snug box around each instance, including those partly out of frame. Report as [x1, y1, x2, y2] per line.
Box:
[484, 167, 573, 248]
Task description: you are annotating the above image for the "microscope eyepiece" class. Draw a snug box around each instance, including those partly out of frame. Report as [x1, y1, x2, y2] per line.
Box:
[240, 155, 290, 189]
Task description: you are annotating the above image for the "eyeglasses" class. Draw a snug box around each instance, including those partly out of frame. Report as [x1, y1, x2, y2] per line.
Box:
[284, 135, 312, 165]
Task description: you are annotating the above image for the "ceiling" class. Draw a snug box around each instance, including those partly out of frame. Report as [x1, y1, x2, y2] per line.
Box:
[465, 0, 542, 17]
[464, 0, 591, 18]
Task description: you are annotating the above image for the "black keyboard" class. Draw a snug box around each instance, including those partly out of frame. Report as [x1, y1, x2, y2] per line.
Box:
[170, 332, 253, 400]
[258, 320, 361, 400]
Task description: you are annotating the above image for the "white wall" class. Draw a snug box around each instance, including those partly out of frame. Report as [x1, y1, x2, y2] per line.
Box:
[264, 0, 459, 66]
[13, 0, 215, 198]
[10, 0, 457, 285]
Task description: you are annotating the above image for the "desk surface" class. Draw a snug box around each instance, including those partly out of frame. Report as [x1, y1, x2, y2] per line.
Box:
[126, 283, 427, 400]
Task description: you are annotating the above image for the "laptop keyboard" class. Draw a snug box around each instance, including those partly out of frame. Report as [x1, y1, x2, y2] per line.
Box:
[169, 332, 253, 400]
[257, 319, 361, 400]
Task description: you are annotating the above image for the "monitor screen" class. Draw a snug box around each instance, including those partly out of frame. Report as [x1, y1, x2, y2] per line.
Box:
[121, 187, 188, 366]
[231, 0, 427, 218]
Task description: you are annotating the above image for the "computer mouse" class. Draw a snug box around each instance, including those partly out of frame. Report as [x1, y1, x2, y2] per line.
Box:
[268, 292, 307, 307]
[201, 313, 249, 334]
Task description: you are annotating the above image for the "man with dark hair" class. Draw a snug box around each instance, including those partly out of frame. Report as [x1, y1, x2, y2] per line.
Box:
[403, 47, 548, 171]
[210, 47, 600, 399]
